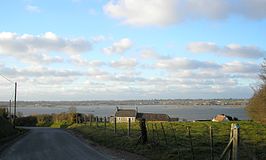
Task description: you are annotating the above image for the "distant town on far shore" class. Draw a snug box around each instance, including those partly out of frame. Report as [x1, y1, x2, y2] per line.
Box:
[0, 99, 248, 107]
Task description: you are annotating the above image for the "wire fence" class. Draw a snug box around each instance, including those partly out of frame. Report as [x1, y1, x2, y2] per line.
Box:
[75, 117, 265, 160]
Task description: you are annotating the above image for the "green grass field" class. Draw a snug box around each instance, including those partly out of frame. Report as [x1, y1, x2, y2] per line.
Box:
[69, 121, 266, 160]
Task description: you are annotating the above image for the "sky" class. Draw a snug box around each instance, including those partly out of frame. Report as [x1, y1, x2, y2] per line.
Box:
[0, 0, 265, 101]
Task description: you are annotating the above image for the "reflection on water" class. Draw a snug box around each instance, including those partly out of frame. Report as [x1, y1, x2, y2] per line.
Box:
[17, 105, 249, 120]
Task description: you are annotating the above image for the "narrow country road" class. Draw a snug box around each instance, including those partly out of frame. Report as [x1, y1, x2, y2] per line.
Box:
[0, 127, 111, 160]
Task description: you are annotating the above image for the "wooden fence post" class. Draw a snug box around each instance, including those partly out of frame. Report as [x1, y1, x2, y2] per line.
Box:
[128, 118, 131, 136]
[90, 116, 92, 127]
[187, 126, 194, 160]
[210, 126, 214, 160]
[104, 117, 107, 130]
[114, 117, 117, 134]
[219, 123, 240, 160]
[84, 115, 87, 125]
[232, 124, 239, 160]
[140, 119, 147, 144]
[160, 122, 168, 145]
[9, 100, 12, 123]
[227, 123, 234, 160]
[104, 117, 107, 143]
[96, 116, 98, 128]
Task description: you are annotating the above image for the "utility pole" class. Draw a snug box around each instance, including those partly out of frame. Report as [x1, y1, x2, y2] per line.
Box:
[13, 82, 17, 127]
[9, 100, 12, 123]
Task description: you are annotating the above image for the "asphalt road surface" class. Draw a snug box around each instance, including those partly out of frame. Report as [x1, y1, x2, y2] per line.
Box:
[0, 127, 111, 160]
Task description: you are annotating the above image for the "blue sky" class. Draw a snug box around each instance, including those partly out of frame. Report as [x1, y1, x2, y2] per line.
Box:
[0, 0, 265, 101]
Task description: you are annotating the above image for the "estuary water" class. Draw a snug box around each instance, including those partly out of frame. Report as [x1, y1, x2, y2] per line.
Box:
[16, 105, 249, 120]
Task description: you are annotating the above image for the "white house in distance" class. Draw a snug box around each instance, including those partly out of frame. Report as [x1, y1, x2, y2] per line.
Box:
[115, 108, 137, 123]
[111, 107, 171, 123]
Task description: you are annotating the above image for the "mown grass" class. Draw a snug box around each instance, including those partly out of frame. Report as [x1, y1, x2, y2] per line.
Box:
[69, 121, 266, 160]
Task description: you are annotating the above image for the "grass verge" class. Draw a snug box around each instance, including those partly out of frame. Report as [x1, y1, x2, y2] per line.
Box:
[68, 121, 266, 160]
[0, 116, 28, 153]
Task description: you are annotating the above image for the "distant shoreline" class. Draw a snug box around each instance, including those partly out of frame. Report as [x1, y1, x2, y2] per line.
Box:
[0, 99, 249, 107]
[0, 104, 247, 108]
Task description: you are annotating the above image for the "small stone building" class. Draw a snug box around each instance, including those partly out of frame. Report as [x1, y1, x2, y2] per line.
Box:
[115, 108, 137, 123]
[112, 107, 171, 123]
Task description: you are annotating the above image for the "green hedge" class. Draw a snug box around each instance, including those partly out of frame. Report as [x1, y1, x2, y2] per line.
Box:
[0, 116, 17, 140]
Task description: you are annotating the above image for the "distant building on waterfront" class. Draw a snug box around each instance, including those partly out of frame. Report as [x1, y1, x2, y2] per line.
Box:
[137, 113, 170, 121]
[111, 107, 170, 123]
[212, 114, 238, 122]
[114, 108, 137, 123]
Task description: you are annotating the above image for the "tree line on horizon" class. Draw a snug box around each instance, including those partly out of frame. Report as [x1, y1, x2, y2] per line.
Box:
[15, 106, 94, 128]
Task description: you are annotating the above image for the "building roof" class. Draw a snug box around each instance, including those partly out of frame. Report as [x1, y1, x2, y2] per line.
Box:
[115, 109, 137, 117]
[212, 114, 234, 122]
[137, 113, 170, 121]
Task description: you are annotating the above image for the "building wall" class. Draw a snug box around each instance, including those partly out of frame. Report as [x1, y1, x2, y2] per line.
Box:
[116, 117, 135, 123]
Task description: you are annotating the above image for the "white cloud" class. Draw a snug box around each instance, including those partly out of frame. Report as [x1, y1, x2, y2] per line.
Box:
[152, 56, 259, 80]
[185, 0, 230, 20]
[224, 44, 265, 59]
[132, 76, 247, 99]
[187, 42, 265, 59]
[0, 57, 258, 100]
[187, 42, 218, 53]
[25, 5, 41, 13]
[87, 69, 109, 78]
[140, 48, 171, 60]
[0, 65, 82, 78]
[239, 0, 266, 20]
[102, 38, 133, 55]
[110, 57, 137, 69]
[104, 0, 266, 27]
[0, 64, 87, 100]
[104, 0, 179, 27]
[140, 49, 160, 59]
[169, 70, 225, 79]
[0, 32, 91, 64]
[70, 55, 105, 67]
[222, 61, 259, 73]
[154, 57, 220, 71]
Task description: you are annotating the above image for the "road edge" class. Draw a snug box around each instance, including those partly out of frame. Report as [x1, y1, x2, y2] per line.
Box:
[0, 128, 30, 158]
[66, 129, 148, 160]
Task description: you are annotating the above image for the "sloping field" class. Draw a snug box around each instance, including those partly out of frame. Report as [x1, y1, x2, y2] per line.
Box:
[69, 121, 266, 160]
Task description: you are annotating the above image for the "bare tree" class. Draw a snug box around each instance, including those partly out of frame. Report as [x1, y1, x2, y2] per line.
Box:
[247, 59, 266, 123]
[259, 58, 266, 84]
